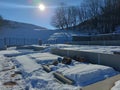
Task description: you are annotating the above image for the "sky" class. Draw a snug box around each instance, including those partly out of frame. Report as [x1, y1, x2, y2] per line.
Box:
[0, 0, 82, 29]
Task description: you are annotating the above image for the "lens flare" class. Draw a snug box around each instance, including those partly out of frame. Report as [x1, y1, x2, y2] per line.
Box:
[28, 0, 42, 5]
[38, 4, 45, 11]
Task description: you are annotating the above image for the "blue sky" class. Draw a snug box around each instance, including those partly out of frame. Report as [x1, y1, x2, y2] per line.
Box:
[0, 0, 82, 29]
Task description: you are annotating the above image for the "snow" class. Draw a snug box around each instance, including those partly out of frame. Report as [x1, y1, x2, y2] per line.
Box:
[10, 51, 80, 89]
[50, 61, 118, 87]
[28, 53, 60, 64]
[0, 20, 85, 50]
[0, 55, 26, 90]
[2, 49, 34, 57]
[28, 76, 80, 90]
[47, 32, 72, 44]
[111, 80, 120, 90]
[0, 49, 20, 55]
[15, 55, 41, 73]
[0, 20, 120, 89]
[0, 24, 81, 46]
[0, 20, 83, 49]
[0, 46, 119, 90]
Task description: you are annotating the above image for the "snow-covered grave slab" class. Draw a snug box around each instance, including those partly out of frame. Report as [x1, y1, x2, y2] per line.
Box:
[13, 53, 60, 73]
[28, 53, 60, 64]
[14, 55, 41, 73]
[50, 61, 118, 87]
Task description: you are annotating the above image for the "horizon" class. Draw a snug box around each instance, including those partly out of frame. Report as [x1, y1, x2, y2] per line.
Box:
[0, 0, 82, 29]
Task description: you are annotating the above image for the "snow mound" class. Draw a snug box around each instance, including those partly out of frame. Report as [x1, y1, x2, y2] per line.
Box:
[28, 53, 59, 64]
[56, 63, 117, 87]
[14, 55, 41, 73]
[111, 80, 120, 90]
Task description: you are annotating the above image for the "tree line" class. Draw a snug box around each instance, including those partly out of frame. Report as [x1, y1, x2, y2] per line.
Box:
[51, 0, 120, 34]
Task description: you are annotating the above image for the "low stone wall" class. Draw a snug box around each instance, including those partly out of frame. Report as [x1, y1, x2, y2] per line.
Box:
[73, 34, 120, 41]
[51, 48, 120, 71]
[71, 40, 120, 46]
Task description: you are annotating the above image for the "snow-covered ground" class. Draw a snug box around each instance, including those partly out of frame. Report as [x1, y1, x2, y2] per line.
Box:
[0, 55, 26, 90]
[111, 80, 120, 90]
[0, 46, 119, 90]
[50, 61, 117, 86]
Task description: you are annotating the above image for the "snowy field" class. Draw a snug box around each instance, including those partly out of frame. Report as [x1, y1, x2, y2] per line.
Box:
[0, 45, 119, 90]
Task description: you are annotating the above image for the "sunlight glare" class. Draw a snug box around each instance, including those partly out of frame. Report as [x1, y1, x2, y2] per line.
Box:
[38, 4, 45, 11]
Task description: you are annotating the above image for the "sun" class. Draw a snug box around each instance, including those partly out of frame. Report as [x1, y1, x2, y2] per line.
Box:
[38, 4, 46, 11]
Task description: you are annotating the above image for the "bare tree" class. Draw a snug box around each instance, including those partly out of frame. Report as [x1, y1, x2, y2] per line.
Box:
[51, 3, 79, 29]
[78, 5, 88, 23]
[72, 6, 79, 27]
[51, 3, 67, 29]
[51, 15, 61, 29]
[51, 0, 120, 33]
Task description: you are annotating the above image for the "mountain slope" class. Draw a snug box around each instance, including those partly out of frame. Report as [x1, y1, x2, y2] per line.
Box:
[0, 19, 82, 44]
[0, 20, 55, 40]
[1, 19, 47, 29]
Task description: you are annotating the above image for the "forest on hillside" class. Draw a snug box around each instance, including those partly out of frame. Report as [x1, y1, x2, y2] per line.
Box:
[51, 0, 120, 34]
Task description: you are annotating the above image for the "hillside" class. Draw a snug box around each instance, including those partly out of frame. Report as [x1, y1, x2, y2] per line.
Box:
[0, 20, 56, 40]
[1, 20, 47, 29]
[0, 19, 83, 49]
